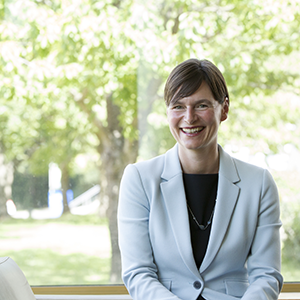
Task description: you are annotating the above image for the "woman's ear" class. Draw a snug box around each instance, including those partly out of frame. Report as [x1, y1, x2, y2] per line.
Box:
[220, 97, 229, 122]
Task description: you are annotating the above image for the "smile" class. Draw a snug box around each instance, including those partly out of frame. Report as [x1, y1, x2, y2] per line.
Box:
[181, 127, 204, 134]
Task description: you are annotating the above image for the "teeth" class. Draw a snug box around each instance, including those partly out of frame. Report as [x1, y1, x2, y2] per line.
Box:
[182, 127, 203, 133]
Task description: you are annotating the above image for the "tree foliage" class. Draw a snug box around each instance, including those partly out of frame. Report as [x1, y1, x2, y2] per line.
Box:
[1, 0, 300, 282]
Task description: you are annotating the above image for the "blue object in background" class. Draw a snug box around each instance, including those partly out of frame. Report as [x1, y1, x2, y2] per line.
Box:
[66, 189, 74, 204]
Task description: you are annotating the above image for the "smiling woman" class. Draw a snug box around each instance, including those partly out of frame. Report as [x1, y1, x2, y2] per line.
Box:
[118, 58, 283, 300]
[167, 81, 228, 174]
[167, 84, 228, 173]
[165, 59, 229, 174]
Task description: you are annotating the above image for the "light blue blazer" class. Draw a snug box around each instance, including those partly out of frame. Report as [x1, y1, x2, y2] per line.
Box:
[118, 144, 283, 300]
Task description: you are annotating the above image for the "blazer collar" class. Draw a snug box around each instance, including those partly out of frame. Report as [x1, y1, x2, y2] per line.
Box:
[161, 143, 241, 182]
[161, 143, 182, 181]
[218, 144, 240, 184]
[160, 144, 200, 277]
[200, 145, 241, 272]
[160, 144, 241, 275]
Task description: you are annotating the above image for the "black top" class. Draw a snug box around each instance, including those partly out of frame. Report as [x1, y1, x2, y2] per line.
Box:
[183, 173, 218, 300]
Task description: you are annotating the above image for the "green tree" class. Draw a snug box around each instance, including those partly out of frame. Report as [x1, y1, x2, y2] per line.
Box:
[1, 0, 300, 282]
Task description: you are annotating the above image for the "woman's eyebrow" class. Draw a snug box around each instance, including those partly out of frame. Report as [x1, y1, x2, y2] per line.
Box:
[196, 99, 211, 103]
[174, 98, 212, 104]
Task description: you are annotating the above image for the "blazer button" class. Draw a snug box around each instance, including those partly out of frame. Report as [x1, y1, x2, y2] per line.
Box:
[193, 281, 201, 290]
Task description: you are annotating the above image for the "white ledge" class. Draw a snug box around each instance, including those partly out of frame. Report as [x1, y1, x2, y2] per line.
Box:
[279, 293, 300, 299]
[35, 296, 132, 300]
[34, 293, 300, 300]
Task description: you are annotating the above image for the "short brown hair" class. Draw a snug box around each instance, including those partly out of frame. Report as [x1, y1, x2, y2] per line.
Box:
[164, 58, 229, 106]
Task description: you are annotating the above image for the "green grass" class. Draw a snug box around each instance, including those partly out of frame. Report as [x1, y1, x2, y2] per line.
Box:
[1, 249, 110, 285]
[0, 219, 40, 239]
[1, 212, 108, 226]
[1, 213, 112, 285]
[2, 213, 299, 285]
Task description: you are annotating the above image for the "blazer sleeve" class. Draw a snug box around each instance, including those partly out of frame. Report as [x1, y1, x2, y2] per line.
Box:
[118, 164, 182, 300]
[241, 169, 283, 300]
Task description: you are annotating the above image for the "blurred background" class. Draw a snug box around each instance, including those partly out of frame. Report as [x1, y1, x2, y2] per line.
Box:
[0, 0, 300, 286]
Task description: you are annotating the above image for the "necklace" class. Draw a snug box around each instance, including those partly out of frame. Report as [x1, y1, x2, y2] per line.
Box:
[187, 203, 215, 230]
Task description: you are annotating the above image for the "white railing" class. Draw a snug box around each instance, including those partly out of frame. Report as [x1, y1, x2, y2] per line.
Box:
[69, 185, 101, 209]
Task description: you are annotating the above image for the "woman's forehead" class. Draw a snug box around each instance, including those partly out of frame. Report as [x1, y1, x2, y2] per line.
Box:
[170, 80, 212, 104]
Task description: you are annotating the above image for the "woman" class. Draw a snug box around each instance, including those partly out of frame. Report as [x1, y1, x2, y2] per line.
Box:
[118, 58, 283, 300]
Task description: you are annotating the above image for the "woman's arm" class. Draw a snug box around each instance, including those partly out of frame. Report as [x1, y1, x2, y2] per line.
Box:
[118, 164, 181, 300]
[242, 169, 283, 300]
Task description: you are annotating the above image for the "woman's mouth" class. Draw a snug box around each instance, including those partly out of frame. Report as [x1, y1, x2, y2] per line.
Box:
[181, 127, 204, 134]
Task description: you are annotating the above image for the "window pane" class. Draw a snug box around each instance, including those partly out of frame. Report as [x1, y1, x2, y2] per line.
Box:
[0, 0, 299, 287]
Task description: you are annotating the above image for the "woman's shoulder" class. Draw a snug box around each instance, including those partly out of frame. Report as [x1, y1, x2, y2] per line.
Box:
[127, 152, 166, 176]
[125, 145, 178, 176]
[232, 155, 266, 172]
[220, 146, 268, 172]
[120, 153, 167, 193]
[222, 148, 275, 185]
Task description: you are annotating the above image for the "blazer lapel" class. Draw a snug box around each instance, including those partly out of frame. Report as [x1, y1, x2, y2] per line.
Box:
[159, 144, 241, 276]
[160, 144, 201, 278]
[200, 146, 241, 273]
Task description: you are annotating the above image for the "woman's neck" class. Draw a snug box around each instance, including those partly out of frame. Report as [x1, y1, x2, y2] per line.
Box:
[178, 146, 219, 174]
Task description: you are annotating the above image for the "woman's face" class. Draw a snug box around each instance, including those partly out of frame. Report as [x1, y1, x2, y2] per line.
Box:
[167, 81, 228, 156]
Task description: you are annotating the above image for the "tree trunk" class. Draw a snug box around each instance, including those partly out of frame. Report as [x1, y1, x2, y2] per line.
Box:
[98, 93, 139, 283]
[104, 158, 122, 283]
[75, 85, 151, 282]
[0, 153, 13, 219]
[60, 163, 70, 214]
[101, 136, 138, 282]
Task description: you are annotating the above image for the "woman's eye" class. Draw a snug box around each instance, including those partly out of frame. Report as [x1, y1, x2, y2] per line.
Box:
[196, 104, 208, 110]
[173, 105, 184, 110]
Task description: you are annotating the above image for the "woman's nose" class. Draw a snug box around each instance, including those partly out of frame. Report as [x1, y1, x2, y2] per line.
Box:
[184, 107, 196, 124]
